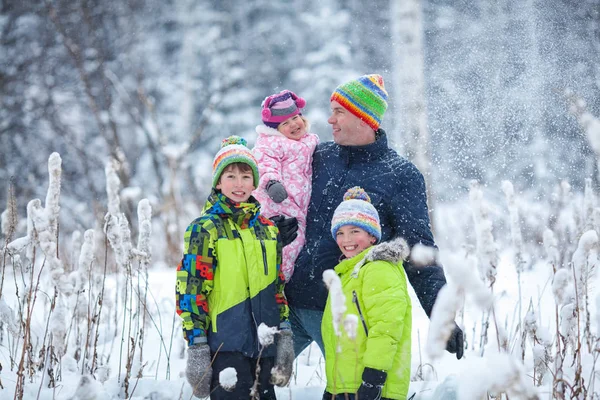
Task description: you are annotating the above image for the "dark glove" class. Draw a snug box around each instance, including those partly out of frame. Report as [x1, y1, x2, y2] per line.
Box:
[356, 367, 386, 400]
[266, 180, 288, 203]
[186, 343, 212, 398]
[445, 323, 464, 360]
[270, 216, 298, 247]
[270, 329, 295, 386]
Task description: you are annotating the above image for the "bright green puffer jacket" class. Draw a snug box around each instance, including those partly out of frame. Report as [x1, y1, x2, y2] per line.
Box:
[321, 239, 412, 399]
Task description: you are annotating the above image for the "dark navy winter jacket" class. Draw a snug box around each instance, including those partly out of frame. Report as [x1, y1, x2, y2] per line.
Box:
[285, 130, 447, 316]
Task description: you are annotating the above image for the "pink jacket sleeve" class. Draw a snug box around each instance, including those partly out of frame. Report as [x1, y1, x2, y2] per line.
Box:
[253, 136, 283, 190]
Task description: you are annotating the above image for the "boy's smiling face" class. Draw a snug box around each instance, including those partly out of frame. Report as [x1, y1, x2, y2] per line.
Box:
[335, 224, 376, 259]
[216, 164, 255, 203]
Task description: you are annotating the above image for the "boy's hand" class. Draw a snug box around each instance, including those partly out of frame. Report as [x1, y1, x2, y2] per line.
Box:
[270, 329, 294, 386]
[270, 216, 298, 247]
[356, 367, 386, 400]
[186, 344, 212, 398]
[266, 180, 288, 203]
[445, 323, 464, 359]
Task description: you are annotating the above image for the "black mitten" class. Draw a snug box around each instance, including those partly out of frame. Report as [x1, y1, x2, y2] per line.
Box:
[356, 367, 386, 400]
[270, 216, 298, 247]
[445, 323, 464, 360]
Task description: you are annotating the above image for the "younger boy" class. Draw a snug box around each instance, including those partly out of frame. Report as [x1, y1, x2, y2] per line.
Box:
[176, 136, 294, 399]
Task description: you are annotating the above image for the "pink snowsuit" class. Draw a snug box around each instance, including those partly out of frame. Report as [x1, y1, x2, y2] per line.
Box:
[252, 125, 319, 281]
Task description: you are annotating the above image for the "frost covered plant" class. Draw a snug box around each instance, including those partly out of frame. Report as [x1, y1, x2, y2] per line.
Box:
[502, 180, 525, 273]
[427, 284, 463, 360]
[456, 353, 539, 399]
[251, 323, 279, 399]
[322, 269, 346, 337]
[522, 306, 553, 386]
[257, 323, 278, 347]
[134, 199, 152, 267]
[343, 314, 359, 341]
[469, 180, 498, 286]
[219, 367, 237, 391]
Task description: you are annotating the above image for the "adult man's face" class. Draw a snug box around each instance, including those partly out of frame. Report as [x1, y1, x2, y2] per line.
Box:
[328, 101, 375, 146]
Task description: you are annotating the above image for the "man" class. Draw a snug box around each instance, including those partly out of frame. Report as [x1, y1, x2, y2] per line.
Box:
[283, 74, 464, 360]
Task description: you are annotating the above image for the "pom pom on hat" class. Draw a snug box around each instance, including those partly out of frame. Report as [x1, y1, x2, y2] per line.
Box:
[212, 135, 259, 188]
[220, 135, 248, 148]
[330, 74, 388, 131]
[331, 186, 381, 242]
[343, 186, 371, 202]
[262, 90, 306, 129]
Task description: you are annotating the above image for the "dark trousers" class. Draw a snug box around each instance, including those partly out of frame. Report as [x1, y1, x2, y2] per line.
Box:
[322, 392, 395, 400]
[210, 351, 276, 400]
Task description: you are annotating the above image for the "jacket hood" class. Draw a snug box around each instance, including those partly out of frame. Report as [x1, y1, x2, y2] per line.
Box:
[350, 237, 410, 277]
[202, 189, 261, 227]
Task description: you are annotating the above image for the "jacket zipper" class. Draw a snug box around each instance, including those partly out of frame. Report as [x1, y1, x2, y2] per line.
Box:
[260, 240, 268, 275]
[353, 290, 369, 336]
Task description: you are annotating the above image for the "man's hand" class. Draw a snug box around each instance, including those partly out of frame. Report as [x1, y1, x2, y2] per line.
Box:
[445, 323, 464, 360]
[270, 216, 298, 247]
[270, 329, 294, 386]
[186, 344, 212, 398]
[266, 180, 288, 203]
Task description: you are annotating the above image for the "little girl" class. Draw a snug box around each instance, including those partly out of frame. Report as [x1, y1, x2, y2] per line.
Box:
[321, 187, 412, 400]
[252, 90, 319, 281]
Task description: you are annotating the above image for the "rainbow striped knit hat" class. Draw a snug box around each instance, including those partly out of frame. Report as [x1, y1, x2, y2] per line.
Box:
[331, 187, 381, 242]
[330, 74, 388, 131]
[212, 136, 260, 188]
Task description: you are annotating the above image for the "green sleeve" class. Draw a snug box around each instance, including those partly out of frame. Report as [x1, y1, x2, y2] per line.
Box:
[361, 260, 409, 371]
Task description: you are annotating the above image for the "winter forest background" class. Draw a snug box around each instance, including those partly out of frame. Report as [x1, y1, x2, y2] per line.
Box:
[3, 0, 600, 399]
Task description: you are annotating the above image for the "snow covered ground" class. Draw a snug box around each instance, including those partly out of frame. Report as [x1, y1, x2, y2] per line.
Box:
[0, 251, 567, 399]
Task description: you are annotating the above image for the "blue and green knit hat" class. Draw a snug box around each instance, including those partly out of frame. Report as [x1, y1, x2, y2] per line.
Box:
[212, 135, 260, 188]
[331, 187, 381, 242]
[330, 74, 388, 131]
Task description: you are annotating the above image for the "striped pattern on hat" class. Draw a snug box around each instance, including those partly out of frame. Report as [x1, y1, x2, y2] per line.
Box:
[212, 136, 260, 188]
[331, 186, 381, 242]
[262, 90, 307, 129]
[330, 74, 388, 131]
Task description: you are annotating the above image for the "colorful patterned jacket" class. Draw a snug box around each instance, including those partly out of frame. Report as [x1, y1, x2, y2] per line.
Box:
[176, 190, 289, 358]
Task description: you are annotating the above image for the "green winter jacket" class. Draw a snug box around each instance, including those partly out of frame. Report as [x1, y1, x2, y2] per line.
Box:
[322, 239, 412, 399]
[175, 190, 289, 358]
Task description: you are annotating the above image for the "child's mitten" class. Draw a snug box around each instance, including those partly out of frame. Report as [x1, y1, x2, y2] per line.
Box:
[356, 367, 386, 400]
[270, 329, 295, 386]
[267, 180, 288, 203]
[186, 343, 212, 398]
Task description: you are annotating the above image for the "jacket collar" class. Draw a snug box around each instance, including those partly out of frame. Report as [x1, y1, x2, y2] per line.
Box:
[334, 248, 372, 275]
[203, 189, 260, 228]
[337, 129, 389, 164]
[334, 237, 410, 278]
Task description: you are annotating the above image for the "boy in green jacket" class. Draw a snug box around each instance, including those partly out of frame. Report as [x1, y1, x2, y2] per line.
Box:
[322, 187, 412, 400]
[176, 136, 295, 399]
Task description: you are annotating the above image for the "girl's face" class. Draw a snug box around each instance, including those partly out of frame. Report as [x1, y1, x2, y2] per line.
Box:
[335, 225, 376, 259]
[277, 115, 307, 141]
[216, 165, 255, 203]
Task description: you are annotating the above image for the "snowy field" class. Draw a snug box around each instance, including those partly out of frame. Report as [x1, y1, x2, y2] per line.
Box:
[1, 243, 582, 399]
[1, 155, 600, 399]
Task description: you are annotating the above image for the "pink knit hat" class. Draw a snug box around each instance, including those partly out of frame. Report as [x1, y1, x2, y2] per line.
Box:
[261, 90, 306, 128]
